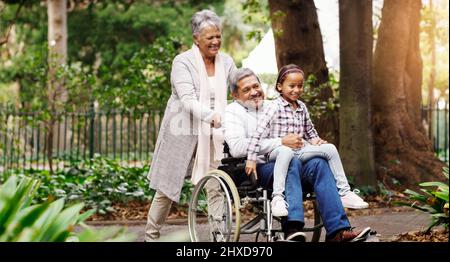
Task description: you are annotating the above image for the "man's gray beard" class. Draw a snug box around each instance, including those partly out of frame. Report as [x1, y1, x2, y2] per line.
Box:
[237, 99, 262, 111]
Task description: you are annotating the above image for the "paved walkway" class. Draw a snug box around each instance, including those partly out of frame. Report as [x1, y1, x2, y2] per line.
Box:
[87, 208, 432, 242]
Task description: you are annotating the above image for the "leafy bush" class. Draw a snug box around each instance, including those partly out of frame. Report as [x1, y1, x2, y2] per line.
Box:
[1, 156, 195, 215]
[302, 73, 340, 121]
[1, 156, 152, 214]
[95, 37, 181, 113]
[395, 167, 449, 231]
[1, 1, 224, 112]
[0, 176, 136, 242]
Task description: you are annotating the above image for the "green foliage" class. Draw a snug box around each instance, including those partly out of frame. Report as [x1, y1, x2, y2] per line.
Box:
[95, 37, 180, 112]
[1, 0, 271, 112]
[1, 156, 152, 214]
[0, 44, 48, 111]
[0, 43, 96, 112]
[1, 36, 178, 112]
[302, 73, 340, 121]
[1, 0, 225, 111]
[394, 167, 449, 232]
[179, 179, 194, 207]
[241, 0, 271, 42]
[1, 156, 195, 215]
[0, 175, 136, 242]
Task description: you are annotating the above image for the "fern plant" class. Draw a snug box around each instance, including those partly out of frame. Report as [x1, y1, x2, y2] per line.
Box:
[0, 176, 136, 242]
[395, 167, 449, 232]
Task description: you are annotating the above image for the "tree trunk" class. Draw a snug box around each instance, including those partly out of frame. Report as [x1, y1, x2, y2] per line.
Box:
[47, 0, 68, 172]
[268, 0, 328, 84]
[339, 0, 376, 187]
[47, 0, 67, 101]
[427, 0, 436, 141]
[268, 0, 338, 144]
[373, 0, 445, 189]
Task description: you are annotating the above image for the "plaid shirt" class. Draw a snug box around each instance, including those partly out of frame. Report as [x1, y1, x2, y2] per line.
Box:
[247, 96, 319, 161]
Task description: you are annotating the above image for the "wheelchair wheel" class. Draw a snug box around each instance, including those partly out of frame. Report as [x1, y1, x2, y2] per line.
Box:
[188, 169, 241, 242]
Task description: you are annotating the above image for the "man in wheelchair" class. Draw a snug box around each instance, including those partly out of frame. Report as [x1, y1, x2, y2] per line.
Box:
[222, 68, 371, 242]
[217, 143, 319, 242]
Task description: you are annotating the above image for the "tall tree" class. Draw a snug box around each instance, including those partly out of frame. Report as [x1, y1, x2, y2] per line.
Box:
[47, 0, 67, 171]
[426, 0, 436, 140]
[268, 0, 328, 84]
[339, 0, 376, 187]
[373, 0, 445, 188]
[47, 0, 67, 103]
[268, 0, 337, 143]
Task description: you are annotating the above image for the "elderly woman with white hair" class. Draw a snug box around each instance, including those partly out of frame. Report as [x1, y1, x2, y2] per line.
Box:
[145, 9, 236, 241]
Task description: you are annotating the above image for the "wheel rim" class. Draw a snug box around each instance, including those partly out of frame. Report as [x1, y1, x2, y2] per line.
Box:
[188, 170, 241, 242]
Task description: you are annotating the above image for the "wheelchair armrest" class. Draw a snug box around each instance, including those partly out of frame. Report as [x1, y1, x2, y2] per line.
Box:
[221, 156, 247, 165]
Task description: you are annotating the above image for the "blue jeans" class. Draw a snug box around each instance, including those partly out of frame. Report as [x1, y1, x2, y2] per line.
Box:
[257, 157, 351, 237]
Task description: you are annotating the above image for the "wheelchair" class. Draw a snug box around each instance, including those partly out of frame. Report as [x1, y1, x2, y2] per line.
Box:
[188, 143, 324, 242]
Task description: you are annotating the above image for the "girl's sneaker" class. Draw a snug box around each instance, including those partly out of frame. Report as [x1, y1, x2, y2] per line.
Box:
[340, 190, 369, 209]
[271, 195, 288, 217]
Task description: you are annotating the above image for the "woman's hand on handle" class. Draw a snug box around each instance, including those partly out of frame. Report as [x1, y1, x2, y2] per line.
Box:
[211, 113, 221, 129]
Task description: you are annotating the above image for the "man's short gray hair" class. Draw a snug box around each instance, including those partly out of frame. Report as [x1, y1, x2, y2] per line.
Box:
[228, 68, 260, 94]
[191, 10, 222, 37]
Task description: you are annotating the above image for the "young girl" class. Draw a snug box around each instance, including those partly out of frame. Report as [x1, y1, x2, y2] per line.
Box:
[246, 64, 368, 217]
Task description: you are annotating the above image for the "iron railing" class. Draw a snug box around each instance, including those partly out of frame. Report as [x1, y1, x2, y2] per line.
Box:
[1, 100, 448, 172]
[0, 104, 163, 171]
[421, 100, 449, 163]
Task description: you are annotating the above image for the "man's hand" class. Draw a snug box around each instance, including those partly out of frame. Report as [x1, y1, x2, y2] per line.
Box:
[310, 137, 327, 146]
[281, 133, 304, 149]
[245, 160, 258, 180]
[211, 113, 221, 129]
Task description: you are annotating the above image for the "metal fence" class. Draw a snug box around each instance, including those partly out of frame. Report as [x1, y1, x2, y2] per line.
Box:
[0, 100, 448, 172]
[421, 100, 449, 163]
[0, 104, 163, 172]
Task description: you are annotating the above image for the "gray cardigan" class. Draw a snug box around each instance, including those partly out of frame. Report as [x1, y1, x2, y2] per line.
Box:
[148, 48, 236, 202]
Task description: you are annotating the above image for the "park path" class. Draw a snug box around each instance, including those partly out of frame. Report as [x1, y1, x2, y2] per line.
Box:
[87, 208, 432, 242]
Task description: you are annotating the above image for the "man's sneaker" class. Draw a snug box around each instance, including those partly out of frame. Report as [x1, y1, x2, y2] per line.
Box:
[271, 196, 288, 217]
[340, 190, 369, 209]
[326, 227, 372, 242]
[285, 231, 306, 242]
